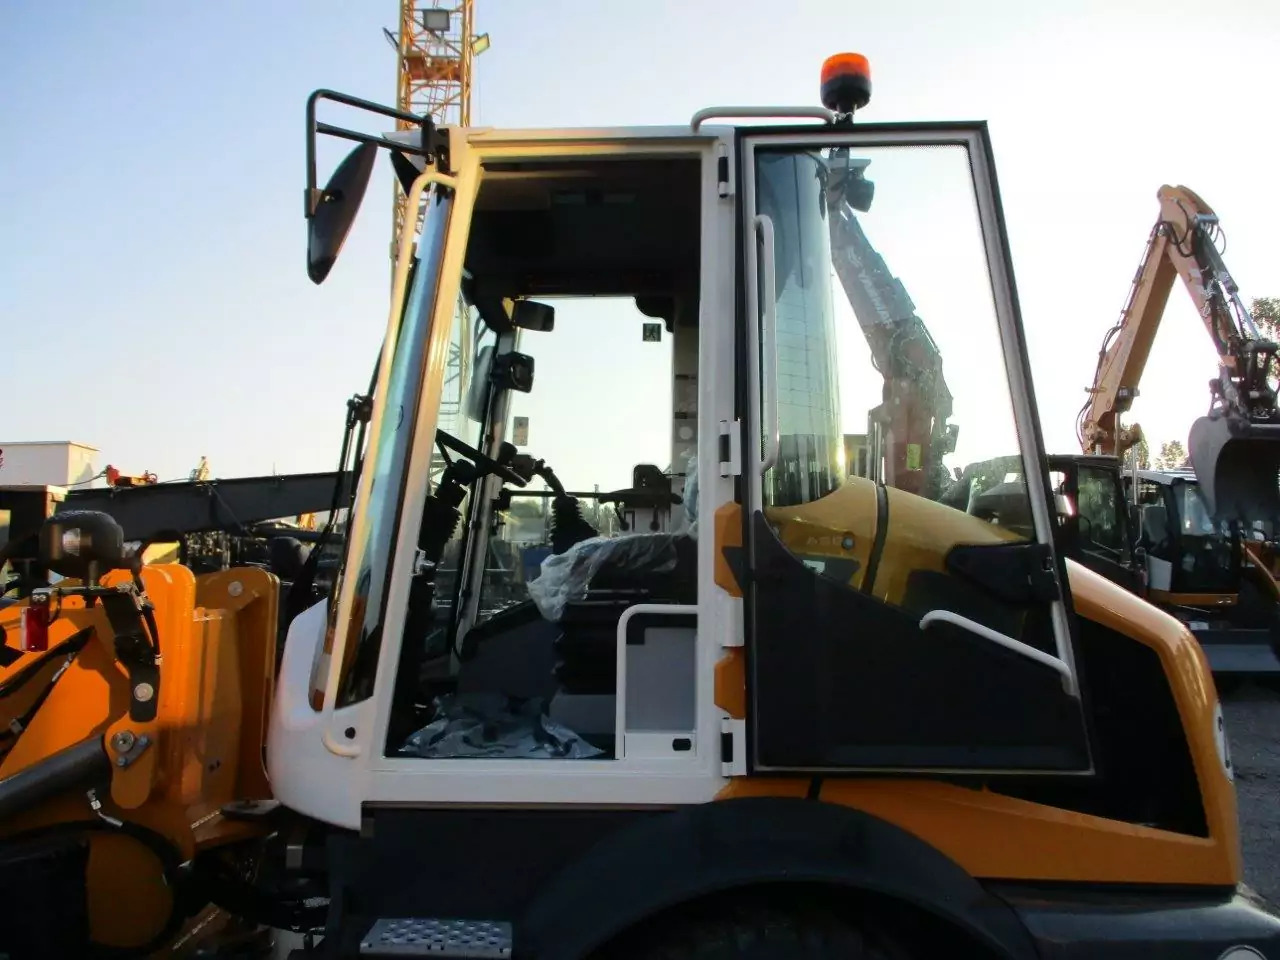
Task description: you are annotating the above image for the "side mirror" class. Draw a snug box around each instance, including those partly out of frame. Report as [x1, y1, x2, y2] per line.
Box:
[40, 510, 130, 584]
[511, 299, 555, 332]
[307, 141, 378, 285]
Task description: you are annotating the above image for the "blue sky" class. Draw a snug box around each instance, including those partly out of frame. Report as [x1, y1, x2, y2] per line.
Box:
[2, 0, 1278, 482]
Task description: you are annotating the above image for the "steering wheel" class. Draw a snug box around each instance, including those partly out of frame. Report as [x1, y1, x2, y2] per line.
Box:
[436, 429, 528, 487]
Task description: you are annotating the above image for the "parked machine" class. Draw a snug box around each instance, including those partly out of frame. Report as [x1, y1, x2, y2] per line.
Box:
[1, 55, 1278, 959]
[1046, 454, 1280, 681]
[1047, 184, 1280, 679]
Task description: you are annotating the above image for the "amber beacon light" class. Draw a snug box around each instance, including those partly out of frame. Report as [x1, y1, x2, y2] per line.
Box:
[821, 52, 872, 115]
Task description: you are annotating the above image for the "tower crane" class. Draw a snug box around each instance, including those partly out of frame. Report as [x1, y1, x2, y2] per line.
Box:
[386, 1, 490, 479]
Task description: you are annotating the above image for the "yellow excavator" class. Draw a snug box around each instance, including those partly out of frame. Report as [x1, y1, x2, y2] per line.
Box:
[2, 55, 1279, 959]
[1050, 184, 1280, 682]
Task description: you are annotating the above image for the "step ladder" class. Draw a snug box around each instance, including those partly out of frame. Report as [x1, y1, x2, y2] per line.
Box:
[360, 918, 513, 958]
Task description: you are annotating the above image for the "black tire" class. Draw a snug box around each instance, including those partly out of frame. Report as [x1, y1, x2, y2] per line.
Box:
[604, 895, 914, 960]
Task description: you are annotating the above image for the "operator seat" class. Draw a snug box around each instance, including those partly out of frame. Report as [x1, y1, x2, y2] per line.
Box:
[1140, 504, 1171, 558]
[552, 531, 697, 694]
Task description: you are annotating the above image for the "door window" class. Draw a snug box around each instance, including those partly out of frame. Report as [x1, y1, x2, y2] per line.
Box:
[753, 140, 1042, 612]
[1076, 466, 1130, 564]
[743, 131, 1086, 773]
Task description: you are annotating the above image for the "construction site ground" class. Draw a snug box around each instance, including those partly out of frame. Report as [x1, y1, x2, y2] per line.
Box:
[1226, 680, 1280, 904]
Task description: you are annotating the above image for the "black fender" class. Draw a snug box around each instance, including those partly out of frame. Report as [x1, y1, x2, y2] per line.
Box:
[518, 796, 1039, 960]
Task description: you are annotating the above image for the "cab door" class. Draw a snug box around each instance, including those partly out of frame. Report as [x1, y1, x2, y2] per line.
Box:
[738, 124, 1093, 774]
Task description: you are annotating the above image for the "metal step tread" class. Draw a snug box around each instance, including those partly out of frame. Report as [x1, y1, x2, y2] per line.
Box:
[360, 918, 513, 958]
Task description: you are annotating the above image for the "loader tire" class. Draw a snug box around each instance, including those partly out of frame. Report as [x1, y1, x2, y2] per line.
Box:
[606, 892, 915, 960]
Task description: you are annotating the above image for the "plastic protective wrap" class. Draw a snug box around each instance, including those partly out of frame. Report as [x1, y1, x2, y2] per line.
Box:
[682, 449, 699, 537]
[527, 533, 680, 621]
[398, 692, 604, 759]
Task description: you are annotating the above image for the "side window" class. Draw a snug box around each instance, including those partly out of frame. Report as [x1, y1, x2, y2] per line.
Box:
[754, 143, 1043, 617]
[1076, 466, 1128, 562]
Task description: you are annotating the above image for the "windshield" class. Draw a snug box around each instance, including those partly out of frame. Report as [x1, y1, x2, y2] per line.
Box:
[330, 187, 455, 707]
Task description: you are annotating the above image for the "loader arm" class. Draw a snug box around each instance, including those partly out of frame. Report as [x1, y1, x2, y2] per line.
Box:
[1077, 183, 1280, 523]
[826, 155, 956, 499]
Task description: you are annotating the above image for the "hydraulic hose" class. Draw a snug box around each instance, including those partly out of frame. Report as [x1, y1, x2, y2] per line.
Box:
[1, 816, 188, 959]
[0, 734, 111, 822]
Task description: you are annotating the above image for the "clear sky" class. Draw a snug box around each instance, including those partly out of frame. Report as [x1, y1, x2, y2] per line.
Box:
[2, 0, 1277, 483]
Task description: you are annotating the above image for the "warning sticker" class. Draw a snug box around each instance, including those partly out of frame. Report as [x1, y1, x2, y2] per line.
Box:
[905, 444, 922, 471]
[513, 416, 529, 447]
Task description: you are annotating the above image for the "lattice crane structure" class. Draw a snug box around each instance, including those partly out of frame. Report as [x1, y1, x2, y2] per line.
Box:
[386, 2, 489, 479]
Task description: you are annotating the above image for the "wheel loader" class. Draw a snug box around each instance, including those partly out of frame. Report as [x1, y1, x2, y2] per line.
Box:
[2, 53, 1279, 960]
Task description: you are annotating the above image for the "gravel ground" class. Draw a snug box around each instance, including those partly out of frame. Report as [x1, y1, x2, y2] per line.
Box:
[1225, 680, 1280, 907]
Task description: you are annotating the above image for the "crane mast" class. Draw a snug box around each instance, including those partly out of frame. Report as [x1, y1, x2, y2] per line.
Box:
[390, 0, 478, 261]
[389, 1, 488, 479]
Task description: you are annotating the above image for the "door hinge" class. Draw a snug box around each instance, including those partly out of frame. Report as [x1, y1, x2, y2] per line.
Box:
[716, 143, 733, 198]
[718, 419, 742, 477]
[720, 717, 747, 776]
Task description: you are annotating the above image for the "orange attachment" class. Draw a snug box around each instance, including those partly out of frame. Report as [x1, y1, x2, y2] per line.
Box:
[821, 52, 871, 85]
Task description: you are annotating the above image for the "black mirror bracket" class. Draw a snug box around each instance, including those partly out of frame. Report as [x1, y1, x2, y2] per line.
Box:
[305, 89, 449, 221]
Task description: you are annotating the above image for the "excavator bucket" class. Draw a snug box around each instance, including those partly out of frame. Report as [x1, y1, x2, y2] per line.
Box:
[1188, 414, 1280, 525]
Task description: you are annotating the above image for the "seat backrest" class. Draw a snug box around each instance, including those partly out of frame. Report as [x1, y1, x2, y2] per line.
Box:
[1141, 504, 1169, 546]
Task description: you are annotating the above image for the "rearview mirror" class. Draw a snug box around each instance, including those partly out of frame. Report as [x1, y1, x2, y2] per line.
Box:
[511, 299, 555, 332]
[307, 141, 377, 285]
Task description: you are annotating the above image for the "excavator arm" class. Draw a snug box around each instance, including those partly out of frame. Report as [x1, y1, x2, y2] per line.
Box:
[825, 151, 956, 499]
[1077, 184, 1280, 523]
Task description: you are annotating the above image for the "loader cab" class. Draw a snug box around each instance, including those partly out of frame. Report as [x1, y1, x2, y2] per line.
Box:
[280, 70, 1096, 827]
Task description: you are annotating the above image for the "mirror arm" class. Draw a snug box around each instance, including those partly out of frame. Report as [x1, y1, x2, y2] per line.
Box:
[305, 89, 443, 219]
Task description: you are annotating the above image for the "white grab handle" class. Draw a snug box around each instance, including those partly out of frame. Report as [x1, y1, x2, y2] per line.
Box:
[754, 214, 780, 475]
[919, 609, 1071, 682]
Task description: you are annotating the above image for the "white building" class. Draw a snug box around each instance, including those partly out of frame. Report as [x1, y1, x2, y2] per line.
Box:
[0, 441, 101, 488]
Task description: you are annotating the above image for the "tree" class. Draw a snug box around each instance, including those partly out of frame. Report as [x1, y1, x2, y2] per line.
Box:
[1251, 297, 1280, 342]
[1123, 438, 1150, 471]
[1157, 439, 1188, 471]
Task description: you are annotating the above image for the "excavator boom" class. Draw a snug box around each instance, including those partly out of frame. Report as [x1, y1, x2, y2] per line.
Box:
[825, 153, 955, 498]
[1079, 184, 1280, 524]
